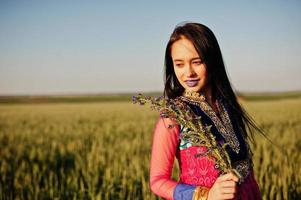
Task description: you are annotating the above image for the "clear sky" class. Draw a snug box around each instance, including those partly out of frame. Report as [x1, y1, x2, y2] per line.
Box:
[0, 0, 300, 95]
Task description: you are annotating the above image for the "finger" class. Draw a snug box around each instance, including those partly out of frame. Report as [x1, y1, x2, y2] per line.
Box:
[222, 193, 235, 200]
[218, 172, 239, 182]
[220, 180, 237, 188]
[221, 187, 236, 194]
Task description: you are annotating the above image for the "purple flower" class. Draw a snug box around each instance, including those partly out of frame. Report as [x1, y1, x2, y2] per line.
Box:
[154, 96, 163, 102]
[166, 101, 171, 107]
[132, 96, 137, 104]
[218, 140, 225, 146]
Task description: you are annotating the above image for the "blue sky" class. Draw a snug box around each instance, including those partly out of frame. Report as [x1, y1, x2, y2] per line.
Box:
[0, 0, 300, 95]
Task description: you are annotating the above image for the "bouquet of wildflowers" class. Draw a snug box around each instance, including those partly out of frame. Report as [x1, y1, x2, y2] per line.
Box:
[132, 93, 241, 179]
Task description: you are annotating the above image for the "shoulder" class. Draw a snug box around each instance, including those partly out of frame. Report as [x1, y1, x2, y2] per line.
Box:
[155, 116, 180, 132]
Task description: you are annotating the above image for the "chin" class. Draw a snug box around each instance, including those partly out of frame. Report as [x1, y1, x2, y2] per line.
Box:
[184, 85, 206, 92]
[184, 88, 201, 92]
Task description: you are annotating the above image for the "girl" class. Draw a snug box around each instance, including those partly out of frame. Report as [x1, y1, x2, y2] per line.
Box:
[149, 22, 262, 200]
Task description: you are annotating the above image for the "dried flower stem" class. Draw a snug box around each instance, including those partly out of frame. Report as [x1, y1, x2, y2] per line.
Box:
[133, 93, 235, 175]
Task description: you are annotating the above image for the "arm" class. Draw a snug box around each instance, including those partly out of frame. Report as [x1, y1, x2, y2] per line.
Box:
[149, 117, 197, 200]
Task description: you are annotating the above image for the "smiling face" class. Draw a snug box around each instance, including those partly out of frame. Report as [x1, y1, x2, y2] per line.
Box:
[171, 36, 209, 93]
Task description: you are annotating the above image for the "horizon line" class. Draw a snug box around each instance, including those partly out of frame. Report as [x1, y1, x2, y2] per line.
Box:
[0, 89, 301, 97]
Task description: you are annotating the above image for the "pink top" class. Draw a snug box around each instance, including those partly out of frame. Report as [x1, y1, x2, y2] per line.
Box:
[149, 117, 179, 200]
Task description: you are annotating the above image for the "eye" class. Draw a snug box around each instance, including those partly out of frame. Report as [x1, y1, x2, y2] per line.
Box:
[175, 63, 184, 67]
[192, 61, 202, 65]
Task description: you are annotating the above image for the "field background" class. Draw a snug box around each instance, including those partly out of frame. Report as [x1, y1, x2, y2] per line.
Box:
[0, 92, 300, 199]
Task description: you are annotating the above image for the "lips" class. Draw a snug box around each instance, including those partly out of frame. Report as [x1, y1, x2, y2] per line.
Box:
[184, 79, 200, 87]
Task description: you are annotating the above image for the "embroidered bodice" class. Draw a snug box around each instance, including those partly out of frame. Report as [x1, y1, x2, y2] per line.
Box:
[175, 91, 253, 188]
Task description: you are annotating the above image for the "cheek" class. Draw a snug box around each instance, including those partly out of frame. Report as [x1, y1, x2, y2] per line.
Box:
[200, 70, 206, 77]
[173, 67, 184, 80]
[197, 65, 207, 78]
[201, 68, 210, 85]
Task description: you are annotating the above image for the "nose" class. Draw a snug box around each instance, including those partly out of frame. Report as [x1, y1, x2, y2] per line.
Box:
[185, 64, 195, 76]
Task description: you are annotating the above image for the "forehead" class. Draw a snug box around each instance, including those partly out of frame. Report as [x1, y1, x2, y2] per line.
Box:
[171, 37, 200, 61]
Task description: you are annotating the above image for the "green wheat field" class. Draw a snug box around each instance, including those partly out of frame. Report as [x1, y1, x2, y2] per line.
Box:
[0, 94, 300, 199]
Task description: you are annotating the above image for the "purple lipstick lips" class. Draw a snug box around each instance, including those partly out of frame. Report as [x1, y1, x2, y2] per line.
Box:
[184, 79, 199, 87]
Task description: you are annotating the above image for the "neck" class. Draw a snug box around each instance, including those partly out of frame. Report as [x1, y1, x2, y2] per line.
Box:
[200, 85, 214, 104]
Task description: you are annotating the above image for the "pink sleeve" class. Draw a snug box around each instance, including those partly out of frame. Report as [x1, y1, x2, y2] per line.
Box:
[149, 116, 180, 200]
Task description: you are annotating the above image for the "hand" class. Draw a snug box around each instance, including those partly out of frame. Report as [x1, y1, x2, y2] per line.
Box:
[207, 172, 239, 200]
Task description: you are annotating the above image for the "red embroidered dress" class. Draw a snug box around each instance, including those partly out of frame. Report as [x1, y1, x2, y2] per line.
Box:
[149, 92, 261, 200]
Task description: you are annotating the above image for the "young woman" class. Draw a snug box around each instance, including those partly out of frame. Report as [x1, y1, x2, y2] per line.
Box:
[149, 22, 262, 200]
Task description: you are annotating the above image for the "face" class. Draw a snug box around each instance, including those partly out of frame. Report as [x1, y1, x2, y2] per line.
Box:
[171, 36, 209, 93]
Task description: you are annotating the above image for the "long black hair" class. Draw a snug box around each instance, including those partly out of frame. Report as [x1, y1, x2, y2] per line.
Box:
[163, 22, 265, 143]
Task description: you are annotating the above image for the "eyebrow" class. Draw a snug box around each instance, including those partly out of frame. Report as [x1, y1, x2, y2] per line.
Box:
[173, 57, 201, 62]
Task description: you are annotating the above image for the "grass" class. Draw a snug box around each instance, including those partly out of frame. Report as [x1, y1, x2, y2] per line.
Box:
[0, 97, 300, 199]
